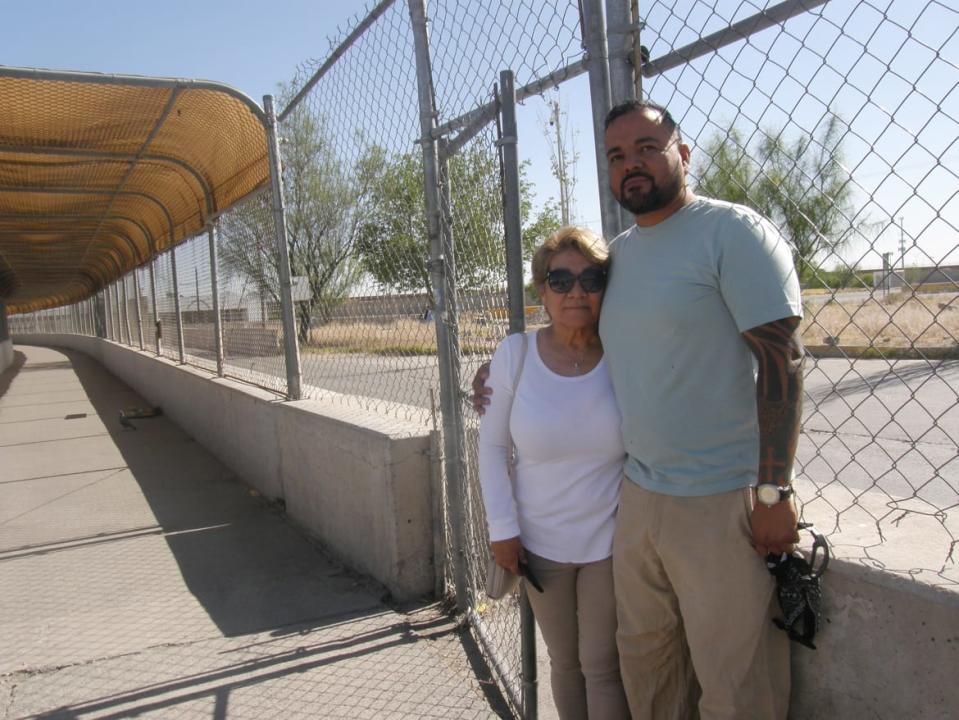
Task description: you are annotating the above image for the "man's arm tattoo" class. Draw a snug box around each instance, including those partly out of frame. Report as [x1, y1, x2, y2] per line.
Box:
[743, 317, 805, 486]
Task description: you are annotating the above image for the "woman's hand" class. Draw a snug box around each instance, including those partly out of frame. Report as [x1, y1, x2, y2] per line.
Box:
[490, 536, 524, 575]
[472, 361, 492, 415]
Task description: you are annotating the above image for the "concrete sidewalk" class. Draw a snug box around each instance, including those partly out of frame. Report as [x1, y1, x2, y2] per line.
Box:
[0, 344, 507, 719]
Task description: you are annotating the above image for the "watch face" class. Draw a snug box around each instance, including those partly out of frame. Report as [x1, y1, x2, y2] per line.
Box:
[757, 484, 780, 505]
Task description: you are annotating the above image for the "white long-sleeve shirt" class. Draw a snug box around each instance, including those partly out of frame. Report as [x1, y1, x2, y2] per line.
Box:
[478, 330, 625, 563]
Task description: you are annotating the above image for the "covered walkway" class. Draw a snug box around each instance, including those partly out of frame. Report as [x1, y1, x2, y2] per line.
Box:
[0, 344, 504, 719]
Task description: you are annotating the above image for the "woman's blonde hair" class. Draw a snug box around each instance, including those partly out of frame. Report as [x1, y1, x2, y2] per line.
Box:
[531, 226, 610, 286]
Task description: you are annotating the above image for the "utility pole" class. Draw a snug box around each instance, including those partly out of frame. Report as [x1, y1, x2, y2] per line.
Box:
[899, 216, 906, 271]
[548, 98, 576, 226]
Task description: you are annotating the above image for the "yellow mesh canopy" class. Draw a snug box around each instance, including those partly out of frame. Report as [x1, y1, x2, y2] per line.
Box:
[0, 66, 271, 313]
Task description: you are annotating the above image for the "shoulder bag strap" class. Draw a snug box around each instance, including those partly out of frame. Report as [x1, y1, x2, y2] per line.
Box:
[507, 332, 528, 469]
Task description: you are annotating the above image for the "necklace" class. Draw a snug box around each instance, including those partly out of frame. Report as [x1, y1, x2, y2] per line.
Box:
[544, 328, 592, 374]
[565, 348, 586, 373]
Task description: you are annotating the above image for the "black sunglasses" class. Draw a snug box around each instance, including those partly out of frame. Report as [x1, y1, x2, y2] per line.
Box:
[545, 267, 607, 294]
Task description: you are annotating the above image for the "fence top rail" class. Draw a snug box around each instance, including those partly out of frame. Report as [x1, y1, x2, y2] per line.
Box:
[278, 0, 398, 122]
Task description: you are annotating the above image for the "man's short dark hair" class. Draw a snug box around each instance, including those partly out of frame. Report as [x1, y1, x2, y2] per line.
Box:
[604, 99, 682, 141]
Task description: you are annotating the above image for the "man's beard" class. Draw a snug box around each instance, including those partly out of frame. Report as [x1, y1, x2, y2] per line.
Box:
[616, 171, 682, 215]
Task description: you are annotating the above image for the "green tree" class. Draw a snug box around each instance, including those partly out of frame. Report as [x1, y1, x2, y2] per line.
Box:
[357, 142, 560, 304]
[695, 115, 858, 281]
[219, 94, 380, 343]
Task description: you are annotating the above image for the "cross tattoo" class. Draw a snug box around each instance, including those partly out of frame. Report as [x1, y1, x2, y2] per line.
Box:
[759, 447, 787, 484]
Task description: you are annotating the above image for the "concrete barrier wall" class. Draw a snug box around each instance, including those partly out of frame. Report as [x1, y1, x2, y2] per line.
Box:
[11, 334, 959, 717]
[12, 334, 435, 602]
[0, 339, 12, 374]
[791, 558, 959, 719]
[0, 304, 11, 373]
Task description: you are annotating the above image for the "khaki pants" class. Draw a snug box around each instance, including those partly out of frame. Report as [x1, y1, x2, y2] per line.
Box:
[613, 481, 790, 720]
[524, 553, 631, 720]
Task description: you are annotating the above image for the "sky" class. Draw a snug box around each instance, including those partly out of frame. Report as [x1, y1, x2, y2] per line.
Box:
[4, 0, 957, 275]
[1, 0, 363, 105]
[0, 0, 606, 227]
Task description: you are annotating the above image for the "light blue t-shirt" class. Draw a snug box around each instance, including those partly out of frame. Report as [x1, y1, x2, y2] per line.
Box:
[598, 196, 803, 497]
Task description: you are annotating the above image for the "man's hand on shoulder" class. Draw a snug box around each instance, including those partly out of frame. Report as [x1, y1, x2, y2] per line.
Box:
[471, 361, 492, 415]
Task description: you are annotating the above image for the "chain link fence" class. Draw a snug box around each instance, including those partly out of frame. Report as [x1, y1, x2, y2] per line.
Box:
[216, 191, 290, 394]
[7, 0, 959, 717]
[634, 0, 959, 586]
[276, 0, 435, 421]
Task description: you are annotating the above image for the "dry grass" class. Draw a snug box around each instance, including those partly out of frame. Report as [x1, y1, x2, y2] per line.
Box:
[802, 291, 959, 349]
[302, 315, 506, 356]
[300, 291, 959, 357]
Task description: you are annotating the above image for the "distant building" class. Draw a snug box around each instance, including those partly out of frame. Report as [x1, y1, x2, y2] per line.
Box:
[869, 264, 959, 291]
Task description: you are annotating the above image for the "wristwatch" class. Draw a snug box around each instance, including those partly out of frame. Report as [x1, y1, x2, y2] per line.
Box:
[755, 483, 794, 508]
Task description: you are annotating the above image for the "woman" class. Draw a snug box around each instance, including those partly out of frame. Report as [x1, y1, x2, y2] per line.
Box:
[478, 227, 629, 720]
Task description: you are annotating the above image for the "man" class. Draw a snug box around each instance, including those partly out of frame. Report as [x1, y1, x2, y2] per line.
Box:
[475, 99, 803, 719]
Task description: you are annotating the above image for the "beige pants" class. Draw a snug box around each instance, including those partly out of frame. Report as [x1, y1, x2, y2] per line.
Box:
[613, 481, 790, 720]
[524, 553, 631, 720]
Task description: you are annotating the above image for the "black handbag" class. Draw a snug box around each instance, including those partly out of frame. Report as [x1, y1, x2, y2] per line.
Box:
[766, 523, 829, 649]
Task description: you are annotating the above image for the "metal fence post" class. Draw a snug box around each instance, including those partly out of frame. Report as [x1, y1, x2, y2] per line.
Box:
[170, 246, 186, 362]
[438, 143, 463, 375]
[629, 0, 643, 99]
[133, 269, 144, 349]
[150, 259, 161, 354]
[112, 282, 119, 340]
[94, 291, 104, 338]
[409, 0, 470, 612]
[106, 286, 114, 339]
[113, 281, 123, 342]
[438, 139, 474, 604]
[581, 0, 623, 240]
[498, 68, 538, 720]
[498, 70, 526, 336]
[263, 94, 303, 401]
[208, 223, 225, 377]
[607, 0, 637, 107]
[116, 279, 122, 341]
[606, 0, 638, 232]
[108, 289, 113, 338]
[121, 275, 132, 344]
